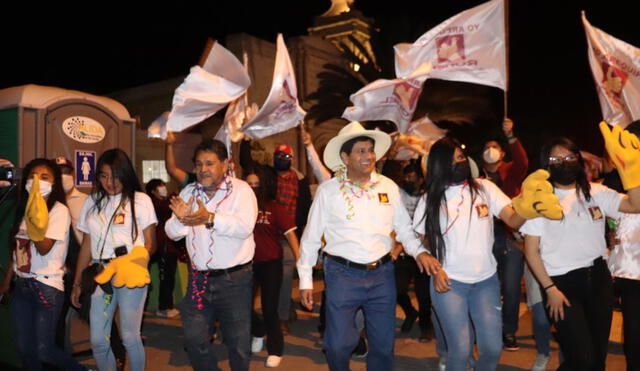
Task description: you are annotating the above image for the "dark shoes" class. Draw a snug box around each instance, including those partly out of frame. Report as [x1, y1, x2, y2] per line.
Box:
[503, 334, 519, 351]
[401, 311, 418, 333]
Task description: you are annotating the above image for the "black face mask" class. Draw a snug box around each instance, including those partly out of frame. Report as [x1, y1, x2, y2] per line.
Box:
[273, 158, 291, 171]
[549, 162, 581, 185]
[402, 181, 416, 195]
[451, 160, 471, 184]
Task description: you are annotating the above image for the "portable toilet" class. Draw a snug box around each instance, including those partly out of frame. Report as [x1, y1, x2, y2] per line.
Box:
[0, 84, 136, 368]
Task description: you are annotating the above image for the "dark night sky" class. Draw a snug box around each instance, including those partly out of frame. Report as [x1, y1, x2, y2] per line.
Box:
[2, 1, 638, 158]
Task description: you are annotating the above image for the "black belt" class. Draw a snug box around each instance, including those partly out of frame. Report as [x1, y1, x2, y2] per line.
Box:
[198, 261, 251, 277]
[325, 253, 392, 271]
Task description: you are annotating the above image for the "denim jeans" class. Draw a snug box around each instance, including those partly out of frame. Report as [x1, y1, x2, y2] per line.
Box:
[531, 302, 551, 356]
[90, 284, 147, 371]
[493, 235, 524, 336]
[546, 258, 613, 371]
[13, 277, 85, 371]
[323, 257, 396, 371]
[180, 264, 252, 371]
[430, 273, 502, 371]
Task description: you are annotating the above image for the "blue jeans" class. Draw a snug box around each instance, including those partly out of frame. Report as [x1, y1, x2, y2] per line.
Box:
[90, 284, 147, 371]
[324, 257, 396, 371]
[430, 273, 502, 371]
[13, 277, 85, 371]
[493, 236, 524, 336]
[531, 302, 551, 356]
[180, 264, 252, 371]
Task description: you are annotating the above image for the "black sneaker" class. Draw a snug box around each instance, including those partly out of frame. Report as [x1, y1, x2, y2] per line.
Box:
[503, 334, 519, 351]
[401, 311, 418, 333]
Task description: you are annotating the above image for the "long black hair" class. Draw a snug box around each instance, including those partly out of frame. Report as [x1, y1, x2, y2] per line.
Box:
[90, 149, 142, 242]
[244, 166, 277, 210]
[10, 158, 67, 249]
[539, 137, 591, 202]
[423, 137, 479, 263]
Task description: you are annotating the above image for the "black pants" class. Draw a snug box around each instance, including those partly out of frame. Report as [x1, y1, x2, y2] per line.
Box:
[395, 255, 431, 331]
[158, 250, 178, 311]
[546, 258, 614, 371]
[616, 277, 640, 371]
[252, 259, 284, 356]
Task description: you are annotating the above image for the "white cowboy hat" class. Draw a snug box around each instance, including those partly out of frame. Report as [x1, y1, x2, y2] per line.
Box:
[323, 121, 392, 171]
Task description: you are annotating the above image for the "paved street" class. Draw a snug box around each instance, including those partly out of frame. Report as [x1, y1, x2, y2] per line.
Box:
[69, 279, 627, 371]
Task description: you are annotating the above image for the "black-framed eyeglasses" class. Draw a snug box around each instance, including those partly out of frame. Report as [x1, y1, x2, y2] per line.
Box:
[548, 154, 579, 166]
[275, 153, 292, 159]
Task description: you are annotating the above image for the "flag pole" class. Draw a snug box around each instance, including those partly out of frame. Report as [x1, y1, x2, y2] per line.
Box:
[198, 38, 216, 67]
[503, 0, 510, 119]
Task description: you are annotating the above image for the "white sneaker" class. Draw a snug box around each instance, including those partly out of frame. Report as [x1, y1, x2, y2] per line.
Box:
[265, 355, 282, 368]
[531, 353, 550, 371]
[251, 336, 264, 353]
[165, 308, 180, 318]
[438, 357, 446, 371]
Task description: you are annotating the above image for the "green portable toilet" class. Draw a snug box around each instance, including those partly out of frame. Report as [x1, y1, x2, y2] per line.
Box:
[0, 84, 136, 368]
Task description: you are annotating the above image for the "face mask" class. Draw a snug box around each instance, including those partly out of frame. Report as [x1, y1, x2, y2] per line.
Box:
[62, 174, 74, 193]
[402, 181, 416, 195]
[549, 162, 581, 185]
[156, 186, 168, 198]
[273, 158, 292, 171]
[483, 147, 501, 164]
[450, 160, 471, 184]
[25, 179, 53, 198]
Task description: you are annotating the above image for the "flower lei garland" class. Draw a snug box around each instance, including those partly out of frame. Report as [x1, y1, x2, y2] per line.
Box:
[335, 166, 380, 220]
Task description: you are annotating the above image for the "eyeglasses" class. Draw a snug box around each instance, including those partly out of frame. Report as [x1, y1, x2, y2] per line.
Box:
[548, 154, 579, 166]
[274, 153, 292, 159]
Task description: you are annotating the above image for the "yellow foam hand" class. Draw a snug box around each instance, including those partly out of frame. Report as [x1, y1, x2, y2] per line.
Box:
[512, 170, 563, 220]
[94, 246, 151, 288]
[599, 121, 640, 190]
[25, 175, 49, 241]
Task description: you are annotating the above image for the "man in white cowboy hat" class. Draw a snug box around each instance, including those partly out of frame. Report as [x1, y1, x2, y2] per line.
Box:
[297, 121, 441, 371]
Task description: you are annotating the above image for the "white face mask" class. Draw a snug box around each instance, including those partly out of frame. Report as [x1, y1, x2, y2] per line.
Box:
[157, 186, 168, 198]
[62, 174, 75, 193]
[483, 147, 502, 164]
[25, 179, 53, 198]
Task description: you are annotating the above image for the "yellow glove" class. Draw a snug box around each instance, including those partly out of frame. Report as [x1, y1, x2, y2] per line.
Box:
[95, 246, 151, 288]
[599, 121, 640, 190]
[512, 169, 563, 220]
[25, 175, 49, 241]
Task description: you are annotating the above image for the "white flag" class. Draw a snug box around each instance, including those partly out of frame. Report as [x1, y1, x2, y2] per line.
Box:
[241, 34, 306, 139]
[166, 41, 251, 133]
[342, 63, 432, 133]
[147, 111, 170, 139]
[394, 0, 506, 90]
[583, 12, 640, 127]
[394, 115, 447, 160]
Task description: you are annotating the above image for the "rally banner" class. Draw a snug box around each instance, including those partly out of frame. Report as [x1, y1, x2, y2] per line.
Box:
[394, 0, 506, 90]
[240, 34, 306, 139]
[342, 63, 432, 133]
[582, 12, 640, 127]
[166, 41, 251, 133]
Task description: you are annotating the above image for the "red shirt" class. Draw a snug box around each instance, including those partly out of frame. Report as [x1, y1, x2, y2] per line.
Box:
[253, 201, 296, 262]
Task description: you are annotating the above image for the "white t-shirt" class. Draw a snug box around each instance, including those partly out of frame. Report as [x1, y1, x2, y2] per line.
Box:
[413, 178, 511, 283]
[77, 192, 157, 259]
[13, 201, 70, 291]
[609, 213, 640, 280]
[519, 182, 623, 276]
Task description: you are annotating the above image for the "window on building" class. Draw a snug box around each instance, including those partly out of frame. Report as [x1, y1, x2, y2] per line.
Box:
[142, 160, 170, 184]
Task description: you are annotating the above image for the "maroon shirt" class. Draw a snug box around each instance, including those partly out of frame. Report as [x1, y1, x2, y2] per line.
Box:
[253, 201, 296, 262]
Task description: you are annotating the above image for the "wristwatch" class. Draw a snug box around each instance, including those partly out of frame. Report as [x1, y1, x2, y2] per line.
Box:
[205, 212, 215, 229]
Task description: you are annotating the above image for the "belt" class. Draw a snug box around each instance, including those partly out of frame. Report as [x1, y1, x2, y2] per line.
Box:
[197, 261, 251, 277]
[325, 253, 392, 271]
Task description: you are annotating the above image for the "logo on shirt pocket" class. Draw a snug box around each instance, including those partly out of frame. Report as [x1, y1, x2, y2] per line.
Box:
[588, 206, 603, 221]
[476, 204, 490, 219]
[114, 213, 126, 225]
[378, 193, 390, 204]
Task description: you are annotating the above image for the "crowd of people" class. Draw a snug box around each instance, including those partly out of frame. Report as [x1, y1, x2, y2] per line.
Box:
[0, 117, 638, 371]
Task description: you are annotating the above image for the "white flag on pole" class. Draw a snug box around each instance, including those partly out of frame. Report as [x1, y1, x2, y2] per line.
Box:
[342, 63, 432, 133]
[394, 115, 447, 160]
[582, 12, 640, 127]
[394, 0, 506, 90]
[240, 34, 306, 139]
[166, 41, 251, 133]
[147, 111, 170, 139]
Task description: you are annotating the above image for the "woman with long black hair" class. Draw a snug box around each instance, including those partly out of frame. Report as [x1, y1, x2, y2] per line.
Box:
[0, 158, 86, 370]
[521, 129, 640, 371]
[70, 149, 157, 371]
[413, 137, 555, 371]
